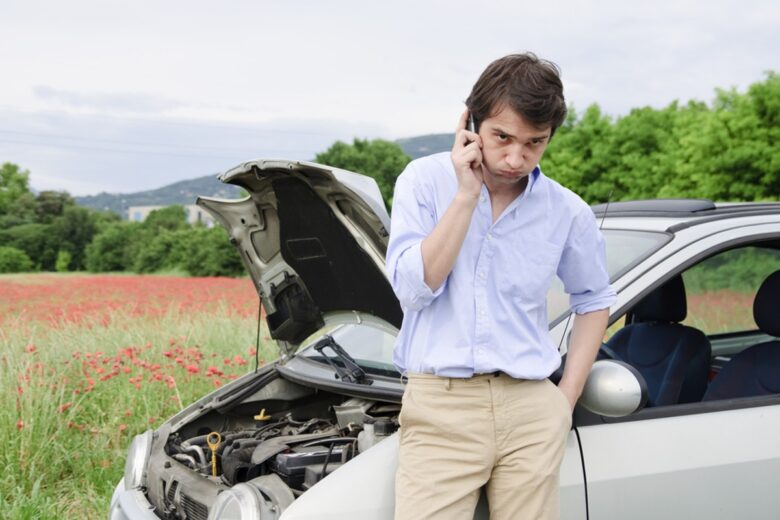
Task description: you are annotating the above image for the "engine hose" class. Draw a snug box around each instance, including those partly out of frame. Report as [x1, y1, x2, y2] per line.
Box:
[216, 432, 255, 455]
[299, 437, 355, 448]
[182, 435, 209, 446]
[181, 444, 207, 467]
[222, 439, 264, 460]
[172, 453, 198, 469]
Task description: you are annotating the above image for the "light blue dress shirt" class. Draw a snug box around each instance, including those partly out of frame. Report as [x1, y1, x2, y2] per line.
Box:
[386, 152, 616, 379]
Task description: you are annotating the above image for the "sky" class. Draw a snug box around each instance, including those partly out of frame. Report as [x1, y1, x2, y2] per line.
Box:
[2, 0, 778, 196]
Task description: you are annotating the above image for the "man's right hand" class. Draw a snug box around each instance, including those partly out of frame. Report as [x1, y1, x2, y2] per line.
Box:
[451, 109, 485, 200]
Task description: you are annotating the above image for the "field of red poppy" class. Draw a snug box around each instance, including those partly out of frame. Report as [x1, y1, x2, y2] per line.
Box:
[0, 273, 275, 519]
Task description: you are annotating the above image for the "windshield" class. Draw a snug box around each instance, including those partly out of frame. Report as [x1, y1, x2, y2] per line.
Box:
[299, 228, 669, 376]
[299, 322, 399, 376]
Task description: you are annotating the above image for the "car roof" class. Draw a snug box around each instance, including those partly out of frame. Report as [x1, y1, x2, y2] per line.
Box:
[592, 199, 780, 233]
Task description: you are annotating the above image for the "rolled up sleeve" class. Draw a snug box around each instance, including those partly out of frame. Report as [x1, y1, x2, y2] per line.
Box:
[557, 207, 617, 315]
[386, 165, 446, 311]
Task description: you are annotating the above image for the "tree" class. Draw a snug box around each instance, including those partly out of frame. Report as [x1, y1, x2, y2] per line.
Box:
[51, 206, 98, 270]
[180, 227, 244, 277]
[680, 72, 780, 200]
[604, 104, 679, 200]
[133, 229, 181, 273]
[315, 139, 411, 208]
[85, 223, 139, 272]
[542, 105, 618, 204]
[0, 246, 34, 273]
[142, 205, 188, 232]
[0, 163, 32, 216]
[55, 250, 73, 272]
[36, 191, 75, 223]
[0, 223, 60, 270]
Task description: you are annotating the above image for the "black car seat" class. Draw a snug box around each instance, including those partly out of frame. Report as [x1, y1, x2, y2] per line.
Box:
[703, 270, 780, 400]
[603, 275, 711, 406]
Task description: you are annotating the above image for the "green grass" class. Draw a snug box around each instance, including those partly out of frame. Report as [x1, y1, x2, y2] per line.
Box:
[1, 281, 276, 519]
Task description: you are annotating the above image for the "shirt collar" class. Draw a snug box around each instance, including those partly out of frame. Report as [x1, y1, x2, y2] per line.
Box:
[527, 166, 541, 193]
[493, 166, 542, 220]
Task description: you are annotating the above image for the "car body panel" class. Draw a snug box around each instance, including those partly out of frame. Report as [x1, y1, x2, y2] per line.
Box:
[279, 432, 588, 520]
[109, 479, 158, 520]
[580, 403, 780, 518]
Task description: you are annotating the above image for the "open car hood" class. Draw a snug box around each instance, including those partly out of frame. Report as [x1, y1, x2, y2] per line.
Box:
[197, 159, 403, 358]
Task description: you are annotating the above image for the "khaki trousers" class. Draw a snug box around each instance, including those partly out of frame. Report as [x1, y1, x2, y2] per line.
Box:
[395, 372, 571, 520]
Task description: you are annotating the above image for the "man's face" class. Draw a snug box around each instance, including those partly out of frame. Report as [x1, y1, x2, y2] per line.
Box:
[477, 105, 552, 191]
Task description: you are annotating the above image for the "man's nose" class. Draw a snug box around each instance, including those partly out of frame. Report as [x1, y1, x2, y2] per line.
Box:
[505, 145, 525, 170]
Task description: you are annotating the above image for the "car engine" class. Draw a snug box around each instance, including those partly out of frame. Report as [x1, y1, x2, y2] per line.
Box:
[149, 375, 400, 520]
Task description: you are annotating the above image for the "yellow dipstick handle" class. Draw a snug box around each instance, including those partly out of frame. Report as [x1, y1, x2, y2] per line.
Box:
[206, 432, 221, 477]
[254, 408, 272, 421]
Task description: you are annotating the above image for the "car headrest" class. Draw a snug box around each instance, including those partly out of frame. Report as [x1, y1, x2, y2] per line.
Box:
[754, 270, 780, 337]
[632, 275, 687, 323]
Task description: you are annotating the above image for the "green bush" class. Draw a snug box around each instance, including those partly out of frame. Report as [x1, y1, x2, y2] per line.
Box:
[86, 225, 125, 272]
[130, 227, 244, 277]
[133, 230, 180, 273]
[180, 227, 244, 277]
[0, 246, 34, 273]
[684, 247, 780, 293]
[55, 250, 72, 272]
[0, 223, 59, 270]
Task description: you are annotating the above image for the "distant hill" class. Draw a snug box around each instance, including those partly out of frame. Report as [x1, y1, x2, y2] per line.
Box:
[75, 175, 243, 216]
[75, 134, 454, 217]
[397, 133, 453, 159]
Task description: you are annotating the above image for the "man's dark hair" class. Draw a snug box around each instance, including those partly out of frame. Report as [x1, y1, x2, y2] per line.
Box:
[465, 52, 567, 136]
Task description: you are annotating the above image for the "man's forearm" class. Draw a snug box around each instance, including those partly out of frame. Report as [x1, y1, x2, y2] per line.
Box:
[558, 308, 609, 409]
[420, 192, 478, 291]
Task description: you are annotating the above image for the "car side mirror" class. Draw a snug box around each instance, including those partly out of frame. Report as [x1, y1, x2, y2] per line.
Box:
[579, 360, 648, 417]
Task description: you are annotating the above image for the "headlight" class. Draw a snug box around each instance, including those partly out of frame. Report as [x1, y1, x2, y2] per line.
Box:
[124, 430, 153, 490]
[208, 483, 262, 520]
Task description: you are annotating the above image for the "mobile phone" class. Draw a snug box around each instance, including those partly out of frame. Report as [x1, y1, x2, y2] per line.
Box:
[467, 113, 476, 133]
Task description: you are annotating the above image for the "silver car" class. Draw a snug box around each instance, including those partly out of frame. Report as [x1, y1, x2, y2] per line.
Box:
[109, 160, 780, 520]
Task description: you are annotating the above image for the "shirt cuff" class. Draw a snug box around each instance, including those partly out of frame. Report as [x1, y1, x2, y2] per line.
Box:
[396, 241, 446, 310]
[570, 285, 617, 315]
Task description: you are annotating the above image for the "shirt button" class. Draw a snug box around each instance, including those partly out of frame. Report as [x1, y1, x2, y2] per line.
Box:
[487, 233, 493, 240]
[479, 272, 485, 278]
[480, 196, 486, 203]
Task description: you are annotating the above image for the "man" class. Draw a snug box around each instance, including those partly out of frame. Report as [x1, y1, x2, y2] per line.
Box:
[386, 53, 616, 519]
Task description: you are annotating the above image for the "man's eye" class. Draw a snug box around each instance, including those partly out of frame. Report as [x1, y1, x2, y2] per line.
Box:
[497, 134, 508, 141]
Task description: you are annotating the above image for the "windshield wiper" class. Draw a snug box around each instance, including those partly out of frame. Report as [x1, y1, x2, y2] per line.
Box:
[312, 335, 373, 385]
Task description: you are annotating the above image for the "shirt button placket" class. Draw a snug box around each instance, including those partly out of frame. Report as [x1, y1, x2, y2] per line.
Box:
[474, 228, 494, 370]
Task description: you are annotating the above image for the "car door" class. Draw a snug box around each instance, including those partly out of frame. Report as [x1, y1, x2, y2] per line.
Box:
[578, 221, 780, 519]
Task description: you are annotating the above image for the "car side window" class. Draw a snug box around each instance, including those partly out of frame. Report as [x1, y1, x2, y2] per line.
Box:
[598, 243, 780, 413]
[682, 246, 780, 336]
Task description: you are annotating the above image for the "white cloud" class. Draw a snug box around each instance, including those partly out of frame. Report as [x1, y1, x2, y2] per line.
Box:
[32, 86, 184, 113]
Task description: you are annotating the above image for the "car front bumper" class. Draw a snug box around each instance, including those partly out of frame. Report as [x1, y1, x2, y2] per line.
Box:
[108, 479, 159, 520]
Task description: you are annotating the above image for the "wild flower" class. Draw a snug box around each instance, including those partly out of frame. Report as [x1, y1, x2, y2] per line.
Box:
[2, 273, 271, 518]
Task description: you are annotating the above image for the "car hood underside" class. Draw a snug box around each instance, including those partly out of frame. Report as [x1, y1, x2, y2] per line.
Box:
[197, 159, 403, 356]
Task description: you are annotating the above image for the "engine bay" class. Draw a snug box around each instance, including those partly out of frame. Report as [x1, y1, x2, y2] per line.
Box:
[149, 374, 400, 519]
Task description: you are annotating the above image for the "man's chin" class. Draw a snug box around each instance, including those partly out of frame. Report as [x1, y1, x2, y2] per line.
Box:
[492, 172, 528, 184]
